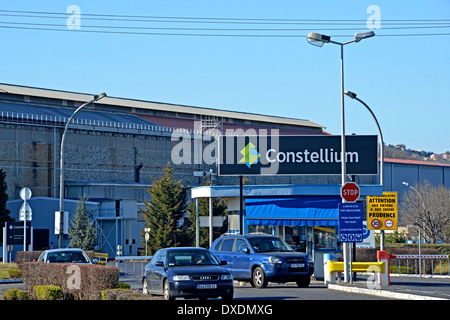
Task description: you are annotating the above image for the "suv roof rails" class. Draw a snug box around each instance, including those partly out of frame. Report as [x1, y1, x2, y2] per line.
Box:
[246, 232, 273, 236]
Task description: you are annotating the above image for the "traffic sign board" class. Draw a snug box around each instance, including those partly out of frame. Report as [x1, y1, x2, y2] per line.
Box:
[367, 192, 398, 230]
[338, 203, 363, 243]
[340, 182, 360, 202]
[5, 221, 31, 246]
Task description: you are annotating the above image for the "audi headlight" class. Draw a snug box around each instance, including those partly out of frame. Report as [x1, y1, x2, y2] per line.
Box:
[221, 274, 233, 280]
[173, 275, 191, 281]
[268, 256, 282, 264]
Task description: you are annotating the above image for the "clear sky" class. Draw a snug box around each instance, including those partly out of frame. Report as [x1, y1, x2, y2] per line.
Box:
[1, 1, 449, 153]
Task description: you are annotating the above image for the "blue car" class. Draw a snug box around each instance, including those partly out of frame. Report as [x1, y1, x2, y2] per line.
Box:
[142, 247, 234, 300]
[210, 234, 314, 288]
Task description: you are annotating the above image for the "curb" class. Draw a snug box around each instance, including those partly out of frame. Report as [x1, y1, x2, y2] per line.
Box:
[0, 278, 23, 284]
[327, 283, 448, 300]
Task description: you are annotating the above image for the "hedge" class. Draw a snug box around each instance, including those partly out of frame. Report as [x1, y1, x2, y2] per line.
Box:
[15, 250, 96, 266]
[21, 262, 120, 300]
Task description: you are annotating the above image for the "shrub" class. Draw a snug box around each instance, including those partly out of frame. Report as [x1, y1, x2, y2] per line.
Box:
[7, 268, 22, 279]
[101, 289, 163, 300]
[21, 262, 120, 300]
[34, 285, 63, 300]
[115, 282, 131, 289]
[2, 288, 28, 300]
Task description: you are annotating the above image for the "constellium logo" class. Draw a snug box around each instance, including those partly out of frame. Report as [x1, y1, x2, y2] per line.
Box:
[239, 142, 260, 168]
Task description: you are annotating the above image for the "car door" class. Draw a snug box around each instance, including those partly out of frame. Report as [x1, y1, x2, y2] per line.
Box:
[146, 250, 160, 292]
[232, 239, 253, 279]
[214, 238, 235, 273]
[152, 250, 167, 294]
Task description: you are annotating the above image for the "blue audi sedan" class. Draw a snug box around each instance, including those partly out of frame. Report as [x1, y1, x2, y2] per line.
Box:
[142, 247, 234, 300]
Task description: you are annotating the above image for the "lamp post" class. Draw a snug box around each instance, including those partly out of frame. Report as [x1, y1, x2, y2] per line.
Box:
[58, 93, 107, 248]
[307, 31, 375, 283]
[402, 181, 424, 277]
[344, 91, 385, 250]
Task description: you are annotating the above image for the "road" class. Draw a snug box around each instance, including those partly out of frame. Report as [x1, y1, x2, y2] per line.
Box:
[118, 276, 393, 300]
[0, 277, 392, 300]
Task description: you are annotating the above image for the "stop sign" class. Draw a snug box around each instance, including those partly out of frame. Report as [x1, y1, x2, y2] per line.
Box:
[340, 182, 360, 202]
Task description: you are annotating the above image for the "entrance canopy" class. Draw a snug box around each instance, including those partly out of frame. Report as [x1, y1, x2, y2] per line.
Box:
[245, 196, 341, 226]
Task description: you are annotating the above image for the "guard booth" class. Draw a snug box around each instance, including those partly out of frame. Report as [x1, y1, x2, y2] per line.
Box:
[191, 184, 382, 279]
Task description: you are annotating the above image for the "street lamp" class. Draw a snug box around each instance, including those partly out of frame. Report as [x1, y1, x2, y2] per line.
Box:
[307, 30, 375, 283]
[58, 93, 107, 248]
[345, 91, 385, 250]
[402, 181, 424, 276]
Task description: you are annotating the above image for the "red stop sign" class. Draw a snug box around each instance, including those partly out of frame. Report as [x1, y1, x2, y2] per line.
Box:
[340, 182, 360, 202]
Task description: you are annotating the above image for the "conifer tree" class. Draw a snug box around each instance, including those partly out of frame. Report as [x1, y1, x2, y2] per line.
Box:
[141, 163, 188, 254]
[68, 194, 98, 250]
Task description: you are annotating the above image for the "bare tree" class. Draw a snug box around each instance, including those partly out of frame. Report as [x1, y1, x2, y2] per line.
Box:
[400, 181, 450, 243]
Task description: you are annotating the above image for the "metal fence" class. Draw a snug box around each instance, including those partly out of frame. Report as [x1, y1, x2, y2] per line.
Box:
[392, 254, 449, 277]
[114, 256, 152, 278]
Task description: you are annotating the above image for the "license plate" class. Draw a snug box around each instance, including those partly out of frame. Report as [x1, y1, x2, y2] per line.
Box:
[197, 284, 217, 289]
[290, 263, 304, 268]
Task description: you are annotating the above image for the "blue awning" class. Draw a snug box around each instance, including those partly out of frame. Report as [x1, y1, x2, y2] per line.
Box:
[245, 196, 341, 226]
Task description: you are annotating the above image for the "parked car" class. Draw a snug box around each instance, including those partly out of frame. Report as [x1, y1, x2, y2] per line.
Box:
[37, 248, 95, 264]
[142, 247, 234, 300]
[210, 233, 314, 288]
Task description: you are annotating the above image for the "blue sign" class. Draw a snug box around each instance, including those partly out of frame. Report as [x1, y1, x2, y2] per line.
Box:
[338, 203, 363, 242]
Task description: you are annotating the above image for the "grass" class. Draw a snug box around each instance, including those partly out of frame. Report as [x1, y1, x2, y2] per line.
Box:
[0, 263, 19, 279]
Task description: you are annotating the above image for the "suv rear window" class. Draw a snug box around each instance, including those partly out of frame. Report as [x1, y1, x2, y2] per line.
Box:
[218, 238, 235, 252]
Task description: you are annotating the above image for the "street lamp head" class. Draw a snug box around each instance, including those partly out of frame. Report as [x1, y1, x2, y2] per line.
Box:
[354, 30, 375, 42]
[344, 90, 357, 99]
[402, 181, 410, 187]
[94, 93, 107, 101]
[307, 32, 331, 47]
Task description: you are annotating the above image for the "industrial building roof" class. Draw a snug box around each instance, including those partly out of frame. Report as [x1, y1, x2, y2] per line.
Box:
[0, 83, 325, 131]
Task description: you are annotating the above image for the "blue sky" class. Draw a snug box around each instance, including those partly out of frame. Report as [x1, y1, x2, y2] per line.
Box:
[1, 1, 449, 153]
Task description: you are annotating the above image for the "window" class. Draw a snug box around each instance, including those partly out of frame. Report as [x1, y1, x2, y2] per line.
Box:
[150, 251, 161, 265]
[214, 239, 223, 251]
[234, 239, 248, 253]
[219, 238, 235, 252]
[156, 251, 166, 265]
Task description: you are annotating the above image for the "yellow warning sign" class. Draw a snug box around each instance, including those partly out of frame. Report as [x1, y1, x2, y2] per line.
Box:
[367, 192, 398, 230]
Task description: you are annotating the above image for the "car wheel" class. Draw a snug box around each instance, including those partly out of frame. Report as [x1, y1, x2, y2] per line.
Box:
[252, 267, 268, 288]
[142, 278, 149, 295]
[163, 279, 174, 300]
[296, 276, 311, 288]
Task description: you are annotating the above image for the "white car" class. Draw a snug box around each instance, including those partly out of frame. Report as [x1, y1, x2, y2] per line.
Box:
[37, 248, 95, 264]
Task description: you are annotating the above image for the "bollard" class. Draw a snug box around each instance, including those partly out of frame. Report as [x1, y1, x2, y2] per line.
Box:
[377, 251, 396, 286]
[323, 253, 335, 285]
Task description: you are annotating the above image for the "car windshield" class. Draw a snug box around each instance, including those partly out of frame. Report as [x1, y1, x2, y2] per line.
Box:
[46, 251, 90, 263]
[167, 250, 220, 266]
[248, 237, 294, 253]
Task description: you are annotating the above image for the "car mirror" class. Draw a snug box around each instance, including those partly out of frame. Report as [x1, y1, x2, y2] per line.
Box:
[242, 247, 250, 254]
[220, 260, 227, 265]
[91, 258, 98, 264]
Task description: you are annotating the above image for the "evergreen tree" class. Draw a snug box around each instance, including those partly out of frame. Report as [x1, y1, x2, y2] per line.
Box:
[0, 169, 13, 243]
[141, 163, 188, 254]
[68, 194, 98, 250]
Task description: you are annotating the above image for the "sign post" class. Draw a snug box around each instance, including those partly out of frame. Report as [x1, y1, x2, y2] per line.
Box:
[19, 187, 32, 251]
